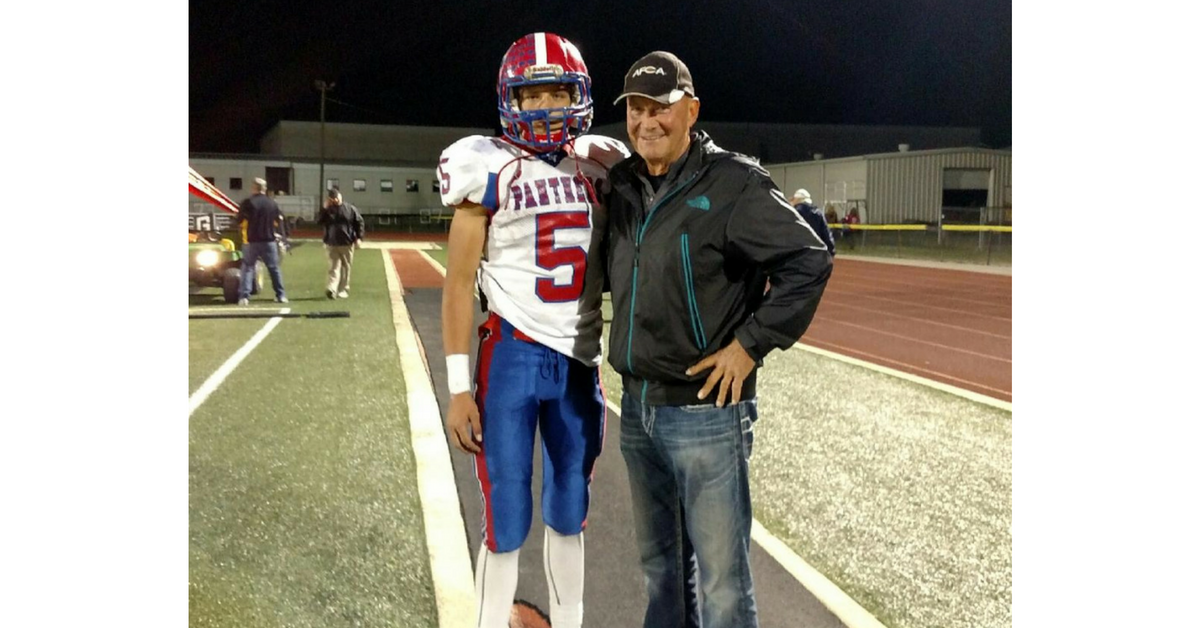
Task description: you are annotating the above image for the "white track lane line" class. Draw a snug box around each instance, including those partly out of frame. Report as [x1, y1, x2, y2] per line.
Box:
[604, 399, 890, 628]
[382, 249, 475, 628]
[418, 249, 448, 277]
[813, 318, 1011, 363]
[817, 297, 1011, 340]
[188, 308, 290, 416]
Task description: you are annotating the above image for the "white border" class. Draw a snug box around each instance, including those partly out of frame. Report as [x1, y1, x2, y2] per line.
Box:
[382, 249, 476, 627]
[795, 342, 1012, 412]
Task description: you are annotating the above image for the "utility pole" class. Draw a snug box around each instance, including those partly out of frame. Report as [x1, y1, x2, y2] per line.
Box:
[314, 80, 335, 196]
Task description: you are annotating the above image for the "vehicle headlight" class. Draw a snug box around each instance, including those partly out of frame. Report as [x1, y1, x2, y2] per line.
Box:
[196, 250, 219, 267]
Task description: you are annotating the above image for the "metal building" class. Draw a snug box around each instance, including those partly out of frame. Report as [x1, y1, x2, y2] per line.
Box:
[766, 146, 1012, 224]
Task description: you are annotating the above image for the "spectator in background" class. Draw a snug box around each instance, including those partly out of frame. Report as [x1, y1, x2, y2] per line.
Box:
[790, 188, 836, 256]
[824, 206, 839, 231]
[843, 206, 861, 250]
[237, 177, 288, 305]
[318, 187, 365, 299]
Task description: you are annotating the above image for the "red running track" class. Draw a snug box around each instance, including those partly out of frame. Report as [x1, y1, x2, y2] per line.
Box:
[803, 259, 1012, 403]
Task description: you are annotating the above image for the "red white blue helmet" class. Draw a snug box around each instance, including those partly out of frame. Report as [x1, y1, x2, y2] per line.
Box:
[497, 32, 593, 151]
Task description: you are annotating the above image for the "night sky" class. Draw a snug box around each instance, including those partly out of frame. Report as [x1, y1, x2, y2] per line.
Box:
[189, 0, 1011, 154]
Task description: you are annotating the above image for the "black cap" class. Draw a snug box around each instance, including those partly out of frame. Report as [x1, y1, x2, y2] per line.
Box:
[614, 51, 696, 105]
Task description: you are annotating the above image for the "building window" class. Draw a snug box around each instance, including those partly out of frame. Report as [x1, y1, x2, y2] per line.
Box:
[229, 177, 243, 190]
[205, 176, 215, 185]
[354, 178, 367, 192]
[326, 178, 339, 191]
[381, 179, 394, 193]
[432, 179, 439, 193]
[406, 179, 419, 192]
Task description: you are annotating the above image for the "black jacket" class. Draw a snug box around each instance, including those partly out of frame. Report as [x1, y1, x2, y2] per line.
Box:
[238, 193, 284, 243]
[605, 131, 832, 405]
[318, 202, 365, 246]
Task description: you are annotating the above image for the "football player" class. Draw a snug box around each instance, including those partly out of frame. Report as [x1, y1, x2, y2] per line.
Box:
[437, 32, 628, 628]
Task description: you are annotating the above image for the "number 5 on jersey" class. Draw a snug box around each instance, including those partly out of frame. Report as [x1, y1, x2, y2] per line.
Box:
[536, 211, 589, 302]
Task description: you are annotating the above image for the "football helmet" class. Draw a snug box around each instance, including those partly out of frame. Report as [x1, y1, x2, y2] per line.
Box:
[497, 32, 593, 151]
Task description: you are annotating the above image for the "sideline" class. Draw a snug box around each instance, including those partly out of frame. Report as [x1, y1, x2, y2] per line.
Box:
[382, 249, 475, 628]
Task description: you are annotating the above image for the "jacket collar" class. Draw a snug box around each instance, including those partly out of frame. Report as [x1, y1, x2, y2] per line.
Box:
[615, 130, 724, 193]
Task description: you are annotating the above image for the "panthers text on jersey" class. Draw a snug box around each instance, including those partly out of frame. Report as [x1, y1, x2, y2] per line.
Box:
[438, 134, 629, 366]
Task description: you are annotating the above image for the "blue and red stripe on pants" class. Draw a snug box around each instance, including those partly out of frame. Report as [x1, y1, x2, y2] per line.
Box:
[472, 312, 606, 553]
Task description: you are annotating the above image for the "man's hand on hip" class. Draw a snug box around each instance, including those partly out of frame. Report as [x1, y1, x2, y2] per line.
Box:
[686, 338, 756, 408]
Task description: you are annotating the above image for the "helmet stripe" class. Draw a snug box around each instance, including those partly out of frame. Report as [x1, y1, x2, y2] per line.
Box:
[535, 32, 547, 65]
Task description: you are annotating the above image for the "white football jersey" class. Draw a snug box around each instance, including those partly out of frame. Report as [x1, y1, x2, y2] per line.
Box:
[438, 134, 629, 366]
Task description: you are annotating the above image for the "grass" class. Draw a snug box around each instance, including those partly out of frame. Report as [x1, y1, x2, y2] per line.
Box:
[188, 243, 438, 628]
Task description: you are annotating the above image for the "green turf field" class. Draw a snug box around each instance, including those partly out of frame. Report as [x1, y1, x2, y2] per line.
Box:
[189, 244, 438, 627]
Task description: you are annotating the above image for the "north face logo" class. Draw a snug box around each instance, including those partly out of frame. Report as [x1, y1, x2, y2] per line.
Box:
[632, 66, 666, 77]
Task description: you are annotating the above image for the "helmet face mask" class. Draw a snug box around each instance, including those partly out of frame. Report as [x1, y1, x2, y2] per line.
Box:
[497, 33, 593, 151]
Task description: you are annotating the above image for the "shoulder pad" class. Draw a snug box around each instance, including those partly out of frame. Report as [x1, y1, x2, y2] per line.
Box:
[572, 135, 631, 169]
[438, 135, 519, 209]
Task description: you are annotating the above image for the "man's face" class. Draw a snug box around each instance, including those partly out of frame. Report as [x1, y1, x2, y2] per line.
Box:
[517, 83, 573, 136]
[625, 95, 699, 174]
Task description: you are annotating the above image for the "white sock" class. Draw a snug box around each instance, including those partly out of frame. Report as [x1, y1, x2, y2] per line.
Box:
[543, 528, 585, 628]
[475, 545, 520, 628]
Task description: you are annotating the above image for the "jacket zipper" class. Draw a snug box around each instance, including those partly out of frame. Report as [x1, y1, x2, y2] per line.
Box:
[625, 172, 701, 396]
[681, 233, 707, 351]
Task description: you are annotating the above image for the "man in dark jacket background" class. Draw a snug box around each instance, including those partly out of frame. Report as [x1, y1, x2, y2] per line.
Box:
[790, 188, 836, 256]
[318, 187, 365, 299]
[237, 177, 288, 305]
[605, 51, 832, 628]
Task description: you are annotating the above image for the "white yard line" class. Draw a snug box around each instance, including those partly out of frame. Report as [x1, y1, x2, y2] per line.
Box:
[603, 398, 891, 628]
[382, 249, 475, 628]
[188, 308, 290, 417]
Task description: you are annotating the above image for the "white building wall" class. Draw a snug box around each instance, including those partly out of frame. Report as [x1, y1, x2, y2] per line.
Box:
[190, 157, 444, 216]
[767, 160, 867, 207]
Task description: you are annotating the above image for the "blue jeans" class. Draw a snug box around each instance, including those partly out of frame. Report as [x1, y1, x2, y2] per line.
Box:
[620, 394, 759, 628]
[239, 241, 285, 300]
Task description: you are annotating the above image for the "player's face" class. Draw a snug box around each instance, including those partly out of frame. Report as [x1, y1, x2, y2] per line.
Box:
[625, 95, 699, 175]
[518, 83, 573, 134]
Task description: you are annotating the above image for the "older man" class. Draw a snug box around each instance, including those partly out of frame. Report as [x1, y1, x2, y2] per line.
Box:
[790, 188, 836, 255]
[604, 51, 832, 628]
